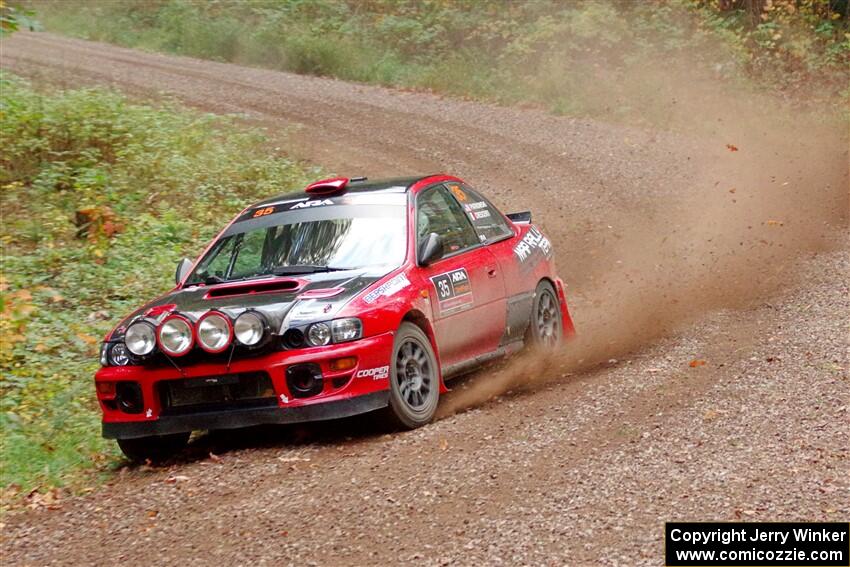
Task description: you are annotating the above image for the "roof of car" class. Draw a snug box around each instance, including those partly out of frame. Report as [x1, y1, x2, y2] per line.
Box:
[252, 175, 437, 208]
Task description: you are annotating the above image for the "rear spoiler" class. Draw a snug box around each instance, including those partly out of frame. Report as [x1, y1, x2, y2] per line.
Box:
[506, 211, 532, 224]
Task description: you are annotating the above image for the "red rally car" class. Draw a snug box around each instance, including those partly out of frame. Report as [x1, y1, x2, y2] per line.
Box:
[96, 174, 575, 461]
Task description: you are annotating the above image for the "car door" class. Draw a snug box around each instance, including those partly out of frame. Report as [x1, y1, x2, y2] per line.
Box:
[452, 182, 534, 347]
[415, 184, 506, 369]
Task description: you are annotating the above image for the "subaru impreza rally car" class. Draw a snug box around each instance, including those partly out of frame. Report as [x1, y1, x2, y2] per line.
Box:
[96, 175, 575, 461]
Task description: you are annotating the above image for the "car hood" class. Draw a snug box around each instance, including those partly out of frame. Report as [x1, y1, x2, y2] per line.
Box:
[108, 269, 382, 341]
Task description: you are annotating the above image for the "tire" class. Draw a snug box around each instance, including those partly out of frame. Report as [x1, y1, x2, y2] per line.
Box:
[529, 280, 563, 349]
[384, 322, 440, 429]
[116, 432, 190, 463]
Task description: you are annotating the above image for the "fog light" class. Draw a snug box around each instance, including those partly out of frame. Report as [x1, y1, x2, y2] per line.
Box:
[115, 382, 144, 414]
[96, 381, 116, 397]
[329, 357, 357, 371]
[286, 363, 323, 398]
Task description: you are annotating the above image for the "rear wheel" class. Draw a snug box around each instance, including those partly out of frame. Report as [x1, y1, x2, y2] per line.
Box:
[385, 322, 439, 429]
[116, 432, 190, 463]
[529, 280, 562, 348]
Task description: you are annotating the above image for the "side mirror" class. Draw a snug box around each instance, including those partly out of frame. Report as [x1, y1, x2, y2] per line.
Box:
[506, 211, 532, 224]
[418, 232, 444, 266]
[175, 258, 193, 285]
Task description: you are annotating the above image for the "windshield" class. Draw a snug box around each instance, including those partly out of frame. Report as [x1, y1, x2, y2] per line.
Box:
[186, 203, 407, 284]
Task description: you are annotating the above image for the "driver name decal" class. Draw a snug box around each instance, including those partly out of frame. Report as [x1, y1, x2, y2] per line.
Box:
[430, 268, 473, 315]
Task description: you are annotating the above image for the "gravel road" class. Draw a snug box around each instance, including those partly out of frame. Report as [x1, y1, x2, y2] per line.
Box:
[1, 33, 847, 566]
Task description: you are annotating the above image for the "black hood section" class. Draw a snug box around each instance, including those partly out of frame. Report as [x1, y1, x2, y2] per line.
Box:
[108, 269, 381, 341]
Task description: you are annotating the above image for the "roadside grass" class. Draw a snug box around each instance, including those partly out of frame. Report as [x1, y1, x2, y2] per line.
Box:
[31, 0, 849, 127]
[0, 73, 316, 503]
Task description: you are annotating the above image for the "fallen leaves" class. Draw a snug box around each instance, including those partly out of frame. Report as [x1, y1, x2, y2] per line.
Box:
[22, 487, 64, 511]
[74, 206, 124, 242]
[164, 475, 190, 484]
[76, 333, 99, 346]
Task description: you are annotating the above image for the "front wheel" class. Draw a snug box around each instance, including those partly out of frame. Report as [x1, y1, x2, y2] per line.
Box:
[384, 322, 440, 429]
[116, 432, 190, 463]
[529, 280, 563, 348]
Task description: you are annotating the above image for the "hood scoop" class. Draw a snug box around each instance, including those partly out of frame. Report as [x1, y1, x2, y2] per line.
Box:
[205, 278, 302, 299]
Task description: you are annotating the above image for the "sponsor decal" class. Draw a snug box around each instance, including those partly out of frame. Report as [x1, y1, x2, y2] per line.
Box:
[290, 199, 333, 209]
[363, 273, 410, 304]
[469, 209, 491, 221]
[356, 365, 389, 380]
[430, 268, 473, 315]
[463, 201, 488, 212]
[513, 226, 552, 266]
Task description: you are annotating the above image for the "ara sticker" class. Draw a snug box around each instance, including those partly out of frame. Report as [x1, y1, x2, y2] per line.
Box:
[363, 273, 410, 304]
[513, 226, 552, 266]
[430, 268, 473, 314]
[290, 199, 333, 209]
[356, 365, 389, 380]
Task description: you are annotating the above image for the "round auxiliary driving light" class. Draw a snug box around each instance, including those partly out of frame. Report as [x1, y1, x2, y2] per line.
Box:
[234, 311, 266, 347]
[158, 314, 194, 356]
[306, 322, 331, 347]
[125, 321, 156, 356]
[197, 311, 232, 353]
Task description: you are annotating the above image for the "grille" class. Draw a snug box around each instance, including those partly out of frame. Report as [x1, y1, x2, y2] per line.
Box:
[158, 372, 276, 415]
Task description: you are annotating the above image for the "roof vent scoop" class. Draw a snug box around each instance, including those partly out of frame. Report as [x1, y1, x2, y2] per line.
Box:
[305, 177, 349, 195]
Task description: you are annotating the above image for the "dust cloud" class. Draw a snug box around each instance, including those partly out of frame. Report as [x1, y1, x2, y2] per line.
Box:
[440, 54, 849, 415]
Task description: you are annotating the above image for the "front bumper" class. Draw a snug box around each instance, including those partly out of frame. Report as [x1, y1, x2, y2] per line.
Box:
[95, 331, 395, 439]
[102, 390, 389, 439]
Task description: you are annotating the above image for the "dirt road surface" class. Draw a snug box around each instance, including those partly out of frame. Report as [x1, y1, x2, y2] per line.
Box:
[1, 33, 847, 566]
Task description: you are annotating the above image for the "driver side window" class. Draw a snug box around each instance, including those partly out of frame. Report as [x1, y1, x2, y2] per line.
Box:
[417, 185, 479, 256]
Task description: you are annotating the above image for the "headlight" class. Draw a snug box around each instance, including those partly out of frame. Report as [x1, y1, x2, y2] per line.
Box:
[234, 311, 266, 346]
[306, 322, 331, 346]
[125, 321, 156, 356]
[158, 314, 194, 356]
[197, 311, 232, 353]
[108, 343, 130, 366]
[331, 318, 362, 343]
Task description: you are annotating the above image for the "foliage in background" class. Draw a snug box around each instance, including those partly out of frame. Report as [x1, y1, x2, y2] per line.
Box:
[0, 74, 315, 499]
[30, 0, 850, 124]
[1, 0, 40, 36]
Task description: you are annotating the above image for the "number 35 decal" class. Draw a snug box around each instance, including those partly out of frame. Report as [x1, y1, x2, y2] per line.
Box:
[252, 207, 275, 218]
[430, 268, 473, 315]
